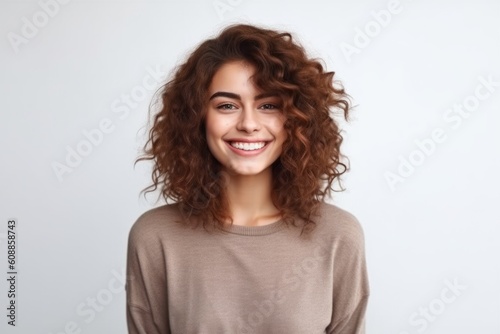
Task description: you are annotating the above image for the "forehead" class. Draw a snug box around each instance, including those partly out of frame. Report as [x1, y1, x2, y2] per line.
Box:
[209, 61, 257, 89]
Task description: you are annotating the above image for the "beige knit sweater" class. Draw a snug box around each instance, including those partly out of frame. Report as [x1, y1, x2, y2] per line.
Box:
[126, 201, 369, 333]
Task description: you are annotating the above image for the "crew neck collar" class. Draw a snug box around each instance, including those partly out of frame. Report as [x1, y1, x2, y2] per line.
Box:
[220, 218, 286, 236]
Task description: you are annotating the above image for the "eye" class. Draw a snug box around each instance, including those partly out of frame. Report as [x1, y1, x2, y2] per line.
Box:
[217, 103, 238, 110]
[259, 103, 279, 110]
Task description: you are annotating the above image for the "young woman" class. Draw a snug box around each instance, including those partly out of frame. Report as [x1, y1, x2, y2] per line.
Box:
[126, 24, 369, 334]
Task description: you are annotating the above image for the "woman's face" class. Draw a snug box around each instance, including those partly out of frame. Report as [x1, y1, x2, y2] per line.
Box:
[205, 60, 287, 177]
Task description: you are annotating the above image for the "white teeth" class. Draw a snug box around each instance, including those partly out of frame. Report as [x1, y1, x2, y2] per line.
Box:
[230, 141, 266, 151]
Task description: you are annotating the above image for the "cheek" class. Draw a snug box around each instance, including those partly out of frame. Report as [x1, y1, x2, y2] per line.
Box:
[206, 112, 233, 133]
[267, 117, 287, 139]
[205, 113, 219, 138]
[205, 113, 231, 146]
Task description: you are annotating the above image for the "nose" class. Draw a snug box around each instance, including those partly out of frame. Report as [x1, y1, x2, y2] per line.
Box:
[236, 107, 261, 133]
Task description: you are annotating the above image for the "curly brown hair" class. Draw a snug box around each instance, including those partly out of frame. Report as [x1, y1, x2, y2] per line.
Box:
[135, 23, 352, 237]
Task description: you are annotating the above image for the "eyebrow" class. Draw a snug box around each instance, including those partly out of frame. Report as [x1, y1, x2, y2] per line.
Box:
[208, 91, 279, 101]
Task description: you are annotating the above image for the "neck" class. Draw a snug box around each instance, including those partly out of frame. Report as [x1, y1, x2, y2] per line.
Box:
[224, 167, 280, 226]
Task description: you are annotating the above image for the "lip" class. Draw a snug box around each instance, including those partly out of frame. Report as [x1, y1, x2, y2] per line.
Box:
[225, 140, 270, 156]
[225, 138, 271, 143]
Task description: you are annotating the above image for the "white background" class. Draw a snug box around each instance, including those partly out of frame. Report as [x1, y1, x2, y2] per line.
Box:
[1, 0, 499, 333]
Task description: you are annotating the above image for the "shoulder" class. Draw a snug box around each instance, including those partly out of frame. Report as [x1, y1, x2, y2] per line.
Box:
[128, 202, 182, 247]
[317, 201, 363, 232]
[315, 201, 366, 249]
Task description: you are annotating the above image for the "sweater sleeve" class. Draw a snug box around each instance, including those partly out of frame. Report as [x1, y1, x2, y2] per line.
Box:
[127, 305, 163, 334]
[125, 216, 171, 334]
[326, 215, 370, 334]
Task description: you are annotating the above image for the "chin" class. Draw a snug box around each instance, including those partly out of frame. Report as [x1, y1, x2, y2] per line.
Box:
[225, 166, 269, 176]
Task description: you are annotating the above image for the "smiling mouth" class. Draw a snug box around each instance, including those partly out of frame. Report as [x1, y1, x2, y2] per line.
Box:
[225, 141, 270, 151]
